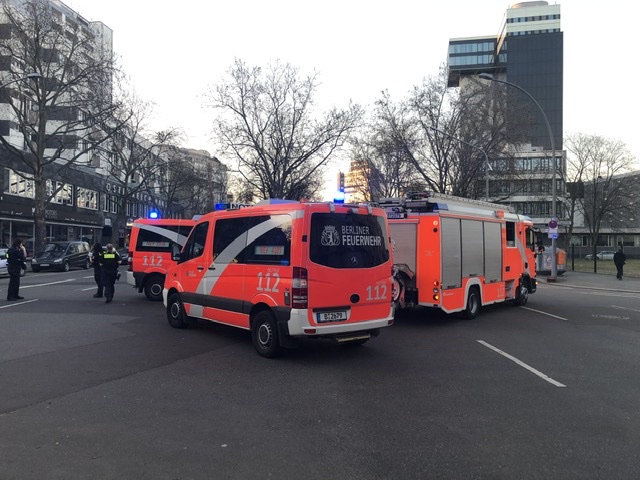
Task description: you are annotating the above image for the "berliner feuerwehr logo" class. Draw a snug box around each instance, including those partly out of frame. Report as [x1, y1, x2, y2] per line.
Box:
[321, 225, 340, 246]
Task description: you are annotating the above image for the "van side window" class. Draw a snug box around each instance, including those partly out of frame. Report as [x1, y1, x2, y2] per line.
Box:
[213, 216, 267, 263]
[181, 222, 209, 262]
[242, 219, 292, 265]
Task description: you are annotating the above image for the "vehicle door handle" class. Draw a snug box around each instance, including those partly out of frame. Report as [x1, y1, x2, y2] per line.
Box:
[197, 266, 205, 271]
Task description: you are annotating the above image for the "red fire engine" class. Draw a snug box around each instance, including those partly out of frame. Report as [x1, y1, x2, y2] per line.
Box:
[381, 192, 538, 319]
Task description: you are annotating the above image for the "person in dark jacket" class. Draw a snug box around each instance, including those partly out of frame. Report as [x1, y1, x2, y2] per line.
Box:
[100, 243, 121, 303]
[90, 242, 104, 297]
[6, 238, 27, 301]
[613, 247, 626, 280]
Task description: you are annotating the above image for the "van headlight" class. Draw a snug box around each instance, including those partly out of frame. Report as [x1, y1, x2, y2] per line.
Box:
[53, 258, 62, 263]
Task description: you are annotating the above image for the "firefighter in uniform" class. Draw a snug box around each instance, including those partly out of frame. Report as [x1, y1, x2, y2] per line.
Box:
[100, 243, 121, 303]
[6, 238, 27, 301]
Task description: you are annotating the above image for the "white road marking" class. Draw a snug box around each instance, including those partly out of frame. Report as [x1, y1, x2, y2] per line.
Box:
[522, 306, 568, 321]
[0, 299, 39, 309]
[612, 305, 640, 314]
[477, 340, 567, 388]
[20, 279, 76, 289]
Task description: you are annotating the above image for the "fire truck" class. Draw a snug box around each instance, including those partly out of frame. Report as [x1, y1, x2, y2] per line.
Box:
[381, 192, 538, 319]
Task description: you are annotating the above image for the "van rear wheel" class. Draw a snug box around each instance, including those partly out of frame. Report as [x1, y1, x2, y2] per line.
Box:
[145, 274, 164, 302]
[167, 292, 190, 329]
[251, 310, 282, 358]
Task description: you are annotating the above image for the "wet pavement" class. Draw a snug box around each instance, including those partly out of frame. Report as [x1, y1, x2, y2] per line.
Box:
[539, 270, 640, 293]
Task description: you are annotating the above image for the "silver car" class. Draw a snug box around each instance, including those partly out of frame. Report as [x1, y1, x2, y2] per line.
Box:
[585, 251, 616, 260]
[0, 248, 27, 277]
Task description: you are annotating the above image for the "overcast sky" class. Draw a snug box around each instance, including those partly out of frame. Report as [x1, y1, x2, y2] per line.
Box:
[66, 0, 640, 186]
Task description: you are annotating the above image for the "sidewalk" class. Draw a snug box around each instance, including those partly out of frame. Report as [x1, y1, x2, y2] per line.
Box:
[538, 271, 640, 293]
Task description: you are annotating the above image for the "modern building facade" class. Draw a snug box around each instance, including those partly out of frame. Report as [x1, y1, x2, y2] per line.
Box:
[447, 1, 565, 229]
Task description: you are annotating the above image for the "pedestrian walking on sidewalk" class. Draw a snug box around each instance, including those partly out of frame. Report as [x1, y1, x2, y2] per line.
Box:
[100, 243, 121, 303]
[613, 247, 626, 280]
[90, 242, 104, 297]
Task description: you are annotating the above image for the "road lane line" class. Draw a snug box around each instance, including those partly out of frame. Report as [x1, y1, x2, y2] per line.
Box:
[522, 306, 568, 321]
[477, 340, 567, 388]
[612, 305, 640, 313]
[20, 279, 76, 289]
[0, 299, 39, 309]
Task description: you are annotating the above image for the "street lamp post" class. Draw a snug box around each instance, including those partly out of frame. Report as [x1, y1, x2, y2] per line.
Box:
[429, 125, 491, 201]
[478, 73, 558, 281]
[0, 72, 42, 90]
[591, 175, 602, 273]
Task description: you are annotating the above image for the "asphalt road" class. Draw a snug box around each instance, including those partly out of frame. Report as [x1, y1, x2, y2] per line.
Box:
[1, 269, 639, 479]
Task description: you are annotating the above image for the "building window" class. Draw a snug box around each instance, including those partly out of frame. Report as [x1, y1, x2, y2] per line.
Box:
[76, 187, 98, 210]
[5, 169, 35, 198]
[46, 180, 73, 205]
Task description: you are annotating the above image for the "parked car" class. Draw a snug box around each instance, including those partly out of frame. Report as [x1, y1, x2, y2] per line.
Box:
[31, 241, 91, 272]
[117, 247, 129, 266]
[0, 248, 27, 277]
[585, 251, 616, 260]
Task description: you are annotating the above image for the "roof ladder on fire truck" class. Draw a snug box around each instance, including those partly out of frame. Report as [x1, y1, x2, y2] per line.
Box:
[378, 191, 515, 214]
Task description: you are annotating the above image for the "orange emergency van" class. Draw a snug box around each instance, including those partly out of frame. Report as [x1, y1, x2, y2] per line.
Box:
[163, 199, 395, 357]
[381, 192, 537, 319]
[127, 218, 195, 301]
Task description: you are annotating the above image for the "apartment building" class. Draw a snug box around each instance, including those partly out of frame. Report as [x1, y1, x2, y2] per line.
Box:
[0, 1, 223, 250]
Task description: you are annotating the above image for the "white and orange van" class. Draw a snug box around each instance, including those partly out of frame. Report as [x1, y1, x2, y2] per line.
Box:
[163, 199, 395, 357]
[127, 218, 195, 301]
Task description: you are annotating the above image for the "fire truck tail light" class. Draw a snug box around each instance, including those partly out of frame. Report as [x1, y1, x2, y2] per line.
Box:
[292, 267, 308, 309]
[433, 294, 440, 301]
[128, 252, 133, 272]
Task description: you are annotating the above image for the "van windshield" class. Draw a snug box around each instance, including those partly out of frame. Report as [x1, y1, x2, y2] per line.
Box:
[309, 213, 389, 268]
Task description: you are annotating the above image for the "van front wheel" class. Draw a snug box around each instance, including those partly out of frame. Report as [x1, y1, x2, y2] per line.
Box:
[251, 310, 282, 358]
[167, 292, 190, 329]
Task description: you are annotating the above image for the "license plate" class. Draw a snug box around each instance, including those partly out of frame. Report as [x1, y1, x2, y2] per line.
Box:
[40, 263, 50, 267]
[316, 311, 347, 323]
[387, 212, 405, 219]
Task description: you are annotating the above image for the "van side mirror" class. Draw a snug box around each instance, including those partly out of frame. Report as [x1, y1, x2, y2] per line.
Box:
[171, 244, 182, 262]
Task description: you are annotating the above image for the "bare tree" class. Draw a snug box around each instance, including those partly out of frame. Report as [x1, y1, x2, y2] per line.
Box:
[207, 59, 363, 201]
[361, 66, 530, 199]
[0, 0, 121, 250]
[565, 133, 637, 267]
[99, 88, 182, 245]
